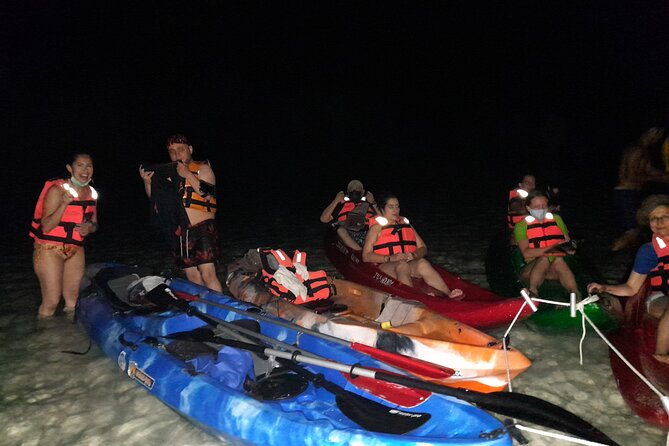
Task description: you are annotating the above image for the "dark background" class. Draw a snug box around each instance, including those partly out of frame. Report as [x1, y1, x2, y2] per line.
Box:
[5, 1, 669, 243]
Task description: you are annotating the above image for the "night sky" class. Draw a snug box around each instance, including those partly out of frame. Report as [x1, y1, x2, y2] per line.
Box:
[6, 1, 669, 235]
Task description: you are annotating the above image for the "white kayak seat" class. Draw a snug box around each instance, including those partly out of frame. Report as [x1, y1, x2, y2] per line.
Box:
[375, 295, 424, 327]
[107, 274, 140, 300]
[126, 276, 169, 306]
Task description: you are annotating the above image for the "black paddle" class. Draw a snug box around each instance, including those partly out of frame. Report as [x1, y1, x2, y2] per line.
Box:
[146, 283, 431, 435]
[151, 282, 619, 445]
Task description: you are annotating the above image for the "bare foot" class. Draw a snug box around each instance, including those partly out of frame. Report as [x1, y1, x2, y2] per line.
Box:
[448, 289, 465, 300]
[653, 354, 669, 365]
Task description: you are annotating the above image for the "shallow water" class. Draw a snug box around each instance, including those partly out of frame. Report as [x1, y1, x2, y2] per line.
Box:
[1, 190, 667, 446]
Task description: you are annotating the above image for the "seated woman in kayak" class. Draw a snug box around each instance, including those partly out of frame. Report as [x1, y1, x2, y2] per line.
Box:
[588, 194, 669, 364]
[320, 179, 379, 250]
[514, 189, 579, 298]
[361, 193, 463, 299]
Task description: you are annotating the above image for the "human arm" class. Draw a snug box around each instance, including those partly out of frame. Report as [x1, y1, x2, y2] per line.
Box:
[76, 212, 98, 236]
[139, 165, 154, 198]
[587, 272, 647, 297]
[39, 185, 74, 233]
[405, 229, 427, 261]
[319, 191, 345, 223]
[176, 161, 216, 197]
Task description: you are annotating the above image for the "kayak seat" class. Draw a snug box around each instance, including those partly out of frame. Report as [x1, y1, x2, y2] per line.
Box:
[375, 296, 424, 327]
[108, 274, 140, 301]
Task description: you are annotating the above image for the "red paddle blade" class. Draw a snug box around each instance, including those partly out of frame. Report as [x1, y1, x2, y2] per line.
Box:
[343, 373, 431, 408]
[173, 290, 199, 301]
[351, 342, 455, 379]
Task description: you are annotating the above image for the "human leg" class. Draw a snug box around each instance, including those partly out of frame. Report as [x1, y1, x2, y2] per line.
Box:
[184, 266, 205, 285]
[551, 257, 580, 298]
[649, 298, 669, 361]
[336, 226, 362, 250]
[379, 261, 413, 287]
[527, 256, 550, 295]
[61, 248, 86, 311]
[197, 262, 222, 291]
[33, 244, 65, 318]
[409, 259, 450, 294]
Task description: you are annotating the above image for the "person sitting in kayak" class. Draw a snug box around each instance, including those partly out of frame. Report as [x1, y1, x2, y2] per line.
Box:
[320, 179, 379, 250]
[361, 193, 463, 299]
[588, 194, 669, 364]
[514, 189, 578, 298]
[507, 173, 560, 229]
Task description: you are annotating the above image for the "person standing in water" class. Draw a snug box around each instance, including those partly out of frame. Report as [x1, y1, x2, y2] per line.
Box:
[30, 153, 98, 318]
[139, 134, 222, 291]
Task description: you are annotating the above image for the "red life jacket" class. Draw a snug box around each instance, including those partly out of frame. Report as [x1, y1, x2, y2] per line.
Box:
[371, 216, 417, 255]
[259, 248, 332, 304]
[507, 188, 529, 228]
[332, 197, 376, 223]
[524, 213, 566, 253]
[181, 161, 217, 213]
[29, 179, 98, 247]
[649, 235, 669, 294]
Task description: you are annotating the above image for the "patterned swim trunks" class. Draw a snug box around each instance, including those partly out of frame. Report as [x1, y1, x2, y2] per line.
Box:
[173, 219, 221, 269]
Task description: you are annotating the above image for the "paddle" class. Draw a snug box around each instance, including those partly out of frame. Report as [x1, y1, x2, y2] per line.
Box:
[146, 283, 431, 435]
[171, 287, 455, 380]
[155, 283, 618, 445]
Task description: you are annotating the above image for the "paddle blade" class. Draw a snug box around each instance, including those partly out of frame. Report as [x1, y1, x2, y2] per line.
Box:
[343, 373, 431, 408]
[335, 394, 431, 434]
[352, 342, 455, 379]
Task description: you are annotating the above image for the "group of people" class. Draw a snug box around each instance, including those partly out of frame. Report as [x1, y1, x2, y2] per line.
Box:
[31, 134, 222, 319]
[321, 180, 463, 298]
[28, 132, 669, 363]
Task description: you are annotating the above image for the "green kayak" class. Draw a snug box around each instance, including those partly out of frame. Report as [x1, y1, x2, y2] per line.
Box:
[485, 230, 620, 334]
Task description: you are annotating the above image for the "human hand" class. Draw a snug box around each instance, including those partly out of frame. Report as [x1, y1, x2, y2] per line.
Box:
[365, 191, 375, 204]
[175, 160, 190, 178]
[587, 282, 605, 295]
[139, 165, 154, 184]
[336, 191, 345, 201]
[75, 221, 96, 236]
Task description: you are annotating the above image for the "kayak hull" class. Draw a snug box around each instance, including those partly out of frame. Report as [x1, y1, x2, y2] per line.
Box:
[77, 263, 513, 446]
[609, 285, 669, 429]
[226, 253, 532, 393]
[325, 231, 534, 329]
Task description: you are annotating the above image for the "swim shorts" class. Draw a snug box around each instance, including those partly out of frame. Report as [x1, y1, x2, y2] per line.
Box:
[174, 219, 221, 269]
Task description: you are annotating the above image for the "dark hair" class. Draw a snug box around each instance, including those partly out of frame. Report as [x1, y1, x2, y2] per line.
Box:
[68, 152, 93, 165]
[165, 133, 191, 148]
[525, 189, 549, 207]
[637, 194, 669, 226]
[377, 192, 399, 211]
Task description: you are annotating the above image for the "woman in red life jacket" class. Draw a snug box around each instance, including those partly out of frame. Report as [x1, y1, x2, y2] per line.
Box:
[588, 195, 669, 364]
[514, 189, 578, 298]
[319, 179, 378, 250]
[507, 174, 536, 229]
[30, 153, 98, 318]
[361, 193, 463, 299]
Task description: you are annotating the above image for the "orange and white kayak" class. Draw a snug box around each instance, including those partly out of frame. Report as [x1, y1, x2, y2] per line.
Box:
[226, 249, 532, 393]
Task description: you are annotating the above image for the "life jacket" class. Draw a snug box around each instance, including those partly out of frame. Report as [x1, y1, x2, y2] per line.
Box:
[507, 188, 529, 228]
[332, 196, 376, 223]
[524, 213, 566, 254]
[371, 216, 417, 255]
[259, 248, 332, 304]
[649, 235, 669, 294]
[181, 161, 217, 213]
[29, 179, 98, 247]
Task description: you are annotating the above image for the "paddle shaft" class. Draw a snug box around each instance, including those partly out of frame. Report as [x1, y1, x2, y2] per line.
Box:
[172, 285, 453, 379]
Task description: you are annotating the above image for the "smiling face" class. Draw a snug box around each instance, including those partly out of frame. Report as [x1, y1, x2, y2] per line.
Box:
[66, 154, 93, 185]
[382, 197, 401, 221]
[167, 143, 193, 164]
[649, 205, 669, 237]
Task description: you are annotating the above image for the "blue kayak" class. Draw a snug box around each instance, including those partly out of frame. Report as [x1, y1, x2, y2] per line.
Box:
[77, 263, 512, 446]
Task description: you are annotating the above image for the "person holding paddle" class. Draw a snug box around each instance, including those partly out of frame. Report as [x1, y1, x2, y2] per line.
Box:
[30, 152, 98, 318]
[361, 193, 463, 299]
[588, 194, 669, 364]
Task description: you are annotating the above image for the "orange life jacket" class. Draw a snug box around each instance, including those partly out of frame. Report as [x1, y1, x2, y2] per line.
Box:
[649, 235, 669, 294]
[524, 213, 566, 253]
[259, 248, 332, 304]
[507, 188, 529, 228]
[29, 179, 98, 247]
[332, 197, 376, 223]
[371, 216, 417, 255]
[181, 161, 217, 213]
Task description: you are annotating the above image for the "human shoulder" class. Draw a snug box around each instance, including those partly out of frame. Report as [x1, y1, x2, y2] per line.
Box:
[632, 242, 658, 275]
[552, 213, 569, 233]
[513, 219, 528, 240]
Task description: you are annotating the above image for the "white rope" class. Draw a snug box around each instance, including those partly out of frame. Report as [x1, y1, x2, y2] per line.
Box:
[514, 424, 611, 446]
[501, 300, 531, 392]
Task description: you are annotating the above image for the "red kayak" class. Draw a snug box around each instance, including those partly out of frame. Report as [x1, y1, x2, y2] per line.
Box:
[325, 230, 535, 329]
[609, 284, 669, 429]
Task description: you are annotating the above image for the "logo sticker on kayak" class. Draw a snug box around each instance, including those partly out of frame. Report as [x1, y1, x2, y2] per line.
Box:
[373, 272, 395, 287]
[127, 361, 155, 390]
[117, 351, 127, 371]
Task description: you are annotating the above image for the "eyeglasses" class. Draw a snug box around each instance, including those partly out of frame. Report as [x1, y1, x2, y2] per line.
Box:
[649, 215, 669, 225]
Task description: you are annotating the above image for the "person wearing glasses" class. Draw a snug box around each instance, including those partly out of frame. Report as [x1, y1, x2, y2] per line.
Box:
[588, 194, 669, 364]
